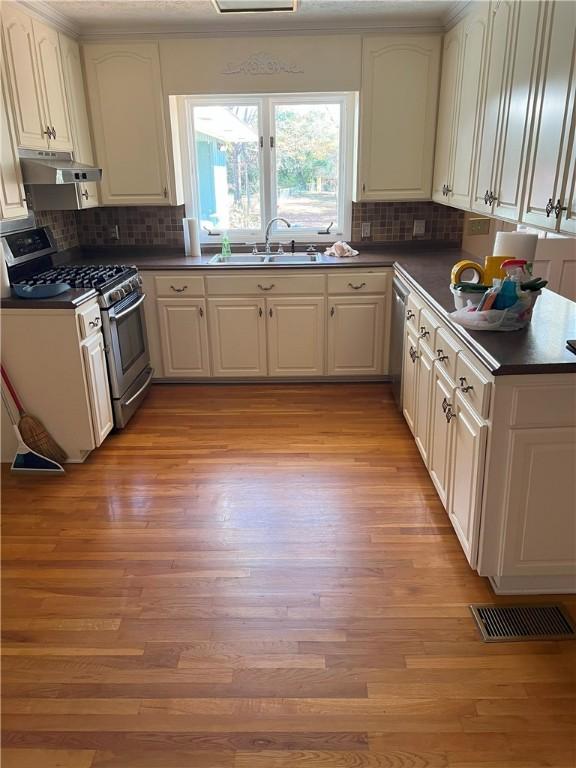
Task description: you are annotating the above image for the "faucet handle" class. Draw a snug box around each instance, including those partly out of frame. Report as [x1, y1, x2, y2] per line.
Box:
[245, 241, 259, 255]
[306, 244, 317, 254]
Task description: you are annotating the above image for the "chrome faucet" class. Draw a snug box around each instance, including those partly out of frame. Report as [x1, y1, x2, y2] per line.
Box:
[264, 217, 291, 254]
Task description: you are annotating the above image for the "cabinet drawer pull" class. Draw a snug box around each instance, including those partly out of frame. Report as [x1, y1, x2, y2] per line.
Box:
[199, 306, 204, 318]
[459, 376, 474, 393]
[419, 326, 429, 339]
[81, 189, 89, 200]
[545, 198, 554, 217]
[170, 285, 188, 292]
[257, 283, 275, 291]
[348, 282, 366, 290]
[445, 407, 456, 423]
[330, 306, 335, 317]
[442, 396, 449, 413]
[88, 318, 100, 328]
[43, 125, 52, 137]
[258, 307, 263, 317]
[409, 346, 419, 363]
[406, 309, 415, 321]
[51, 126, 56, 139]
[163, 186, 168, 198]
[269, 307, 273, 318]
[436, 349, 449, 362]
[488, 191, 498, 205]
[484, 189, 490, 205]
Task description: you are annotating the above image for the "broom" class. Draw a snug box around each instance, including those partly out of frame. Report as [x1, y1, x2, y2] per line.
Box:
[1, 364, 68, 464]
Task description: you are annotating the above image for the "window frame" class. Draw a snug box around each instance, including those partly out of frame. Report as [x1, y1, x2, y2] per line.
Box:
[180, 92, 357, 245]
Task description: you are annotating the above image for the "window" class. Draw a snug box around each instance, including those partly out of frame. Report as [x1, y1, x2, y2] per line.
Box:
[181, 93, 356, 244]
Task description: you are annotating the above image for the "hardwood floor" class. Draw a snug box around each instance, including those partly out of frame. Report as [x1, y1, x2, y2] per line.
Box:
[2, 383, 575, 768]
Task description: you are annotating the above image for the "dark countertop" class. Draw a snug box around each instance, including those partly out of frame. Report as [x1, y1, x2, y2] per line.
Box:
[394, 251, 576, 376]
[2, 242, 575, 376]
[1, 286, 97, 310]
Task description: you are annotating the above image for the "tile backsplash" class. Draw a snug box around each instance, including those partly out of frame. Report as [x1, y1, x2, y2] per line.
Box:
[33, 201, 463, 250]
[351, 201, 464, 243]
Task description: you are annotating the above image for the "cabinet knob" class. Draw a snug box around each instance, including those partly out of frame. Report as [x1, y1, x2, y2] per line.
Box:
[43, 125, 51, 138]
[330, 306, 335, 317]
[199, 306, 204, 318]
[81, 189, 89, 200]
[445, 407, 456, 423]
[409, 346, 419, 363]
[484, 190, 490, 205]
[258, 307, 263, 317]
[51, 126, 56, 139]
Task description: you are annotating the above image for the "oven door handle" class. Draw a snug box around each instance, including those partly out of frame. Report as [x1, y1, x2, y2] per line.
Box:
[111, 293, 146, 320]
[123, 368, 154, 407]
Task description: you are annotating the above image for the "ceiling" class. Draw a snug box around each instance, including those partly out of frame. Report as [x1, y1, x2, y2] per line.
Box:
[27, 0, 467, 35]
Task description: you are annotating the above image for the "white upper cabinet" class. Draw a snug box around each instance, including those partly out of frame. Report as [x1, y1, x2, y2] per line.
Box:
[432, 25, 462, 203]
[32, 19, 73, 151]
[83, 42, 172, 206]
[59, 34, 98, 208]
[521, 1, 576, 231]
[1, 3, 48, 149]
[448, 4, 489, 210]
[0, 64, 27, 220]
[357, 34, 441, 200]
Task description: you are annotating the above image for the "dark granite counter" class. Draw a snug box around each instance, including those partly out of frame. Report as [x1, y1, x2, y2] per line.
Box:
[1, 286, 97, 310]
[2, 242, 575, 376]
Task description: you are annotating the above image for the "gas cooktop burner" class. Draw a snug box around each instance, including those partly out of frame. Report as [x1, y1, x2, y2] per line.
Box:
[20, 264, 136, 291]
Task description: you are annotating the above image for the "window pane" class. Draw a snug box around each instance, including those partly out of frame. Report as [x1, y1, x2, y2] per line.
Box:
[192, 105, 261, 231]
[274, 102, 341, 230]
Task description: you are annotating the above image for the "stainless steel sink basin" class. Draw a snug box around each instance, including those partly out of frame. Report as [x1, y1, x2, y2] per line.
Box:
[209, 251, 321, 265]
[209, 253, 267, 265]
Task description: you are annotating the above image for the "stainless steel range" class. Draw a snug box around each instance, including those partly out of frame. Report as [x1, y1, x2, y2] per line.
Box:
[2, 226, 153, 428]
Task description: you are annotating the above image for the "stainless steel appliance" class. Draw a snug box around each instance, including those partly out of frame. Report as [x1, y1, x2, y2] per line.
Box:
[2, 226, 152, 428]
[19, 149, 102, 184]
[391, 275, 409, 410]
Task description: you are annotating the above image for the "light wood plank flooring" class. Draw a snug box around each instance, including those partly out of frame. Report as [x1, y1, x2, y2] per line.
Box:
[2, 383, 575, 768]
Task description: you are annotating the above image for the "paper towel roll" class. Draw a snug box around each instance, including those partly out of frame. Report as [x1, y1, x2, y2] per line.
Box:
[1, 255, 11, 299]
[183, 218, 201, 257]
[493, 231, 538, 263]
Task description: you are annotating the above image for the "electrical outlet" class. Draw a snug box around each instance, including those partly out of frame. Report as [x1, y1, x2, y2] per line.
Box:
[468, 217, 491, 236]
[413, 219, 426, 236]
[361, 222, 371, 239]
[110, 224, 120, 240]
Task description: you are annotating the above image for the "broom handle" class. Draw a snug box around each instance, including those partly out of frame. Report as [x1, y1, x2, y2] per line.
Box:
[0, 365, 24, 415]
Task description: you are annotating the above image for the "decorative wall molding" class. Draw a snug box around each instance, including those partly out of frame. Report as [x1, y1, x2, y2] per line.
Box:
[221, 52, 303, 76]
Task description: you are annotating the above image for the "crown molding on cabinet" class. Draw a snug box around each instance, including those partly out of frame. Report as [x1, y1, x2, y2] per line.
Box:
[442, 0, 473, 30]
[17, 0, 80, 37]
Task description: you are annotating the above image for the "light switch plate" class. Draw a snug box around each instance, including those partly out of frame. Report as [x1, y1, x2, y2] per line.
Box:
[413, 219, 426, 236]
[361, 222, 371, 239]
[468, 217, 491, 236]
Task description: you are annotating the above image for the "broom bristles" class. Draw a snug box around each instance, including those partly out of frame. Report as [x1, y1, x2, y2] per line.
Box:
[19, 414, 68, 465]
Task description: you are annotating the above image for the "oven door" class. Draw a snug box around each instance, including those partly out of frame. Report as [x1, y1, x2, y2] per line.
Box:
[102, 291, 150, 399]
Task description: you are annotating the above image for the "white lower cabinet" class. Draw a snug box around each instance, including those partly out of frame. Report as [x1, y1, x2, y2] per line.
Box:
[157, 299, 210, 377]
[428, 365, 454, 508]
[448, 391, 488, 567]
[208, 298, 267, 377]
[401, 326, 418, 434]
[413, 343, 433, 466]
[327, 296, 385, 375]
[82, 332, 114, 446]
[399, 274, 576, 593]
[267, 297, 325, 377]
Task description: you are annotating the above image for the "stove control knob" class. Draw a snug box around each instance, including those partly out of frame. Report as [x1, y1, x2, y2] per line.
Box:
[110, 289, 122, 303]
[131, 276, 140, 290]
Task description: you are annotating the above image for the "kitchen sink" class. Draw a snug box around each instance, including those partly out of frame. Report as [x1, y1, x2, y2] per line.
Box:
[209, 252, 321, 265]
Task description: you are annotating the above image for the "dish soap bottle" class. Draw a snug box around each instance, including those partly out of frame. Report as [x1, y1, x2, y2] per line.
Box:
[221, 231, 232, 261]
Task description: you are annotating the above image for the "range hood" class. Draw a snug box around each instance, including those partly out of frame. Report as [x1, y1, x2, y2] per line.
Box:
[19, 150, 102, 184]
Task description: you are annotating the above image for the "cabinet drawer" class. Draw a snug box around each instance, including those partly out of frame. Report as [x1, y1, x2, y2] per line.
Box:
[327, 272, 388, 295]
[417, 306, 439, 355]
[455, 352, 492, 419]
[155, 275, 205, 297]
[434, 326, 459, 382]
[406, 293, 423, 332]
[206, 274, 325, 296]
[78, 302, 102, 340]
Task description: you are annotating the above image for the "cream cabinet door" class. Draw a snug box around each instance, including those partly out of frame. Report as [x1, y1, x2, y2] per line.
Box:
[428, 365, 455, 509]
[448, 392, 488, 567]
[83, 42, 171, 205]
[413, 343, 433, 467]
[1, 3, 47, 149]
[0, 66, 27, 220]
[559, 136, 576, 235]
[60, 34, 98, 208]
[327, 296, 385, 375]
[401, 326, 418, 434]
[82, 333, 114, 447]
[358, 35, 441, 200]
[267, 297, 325, 377]
[471, 0, 516, 214]
[157, 299, 210, 378]
[432, 25, 462, 203]
[492, 1, 545, 222]
[32, 19, 73, 151]
[521, 1, 576, 231]
[448, 5, 489, 210]
[208, 298, 267, 377]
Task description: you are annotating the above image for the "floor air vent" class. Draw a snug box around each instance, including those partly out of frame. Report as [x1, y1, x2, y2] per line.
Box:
[470, 604, 576, 642]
